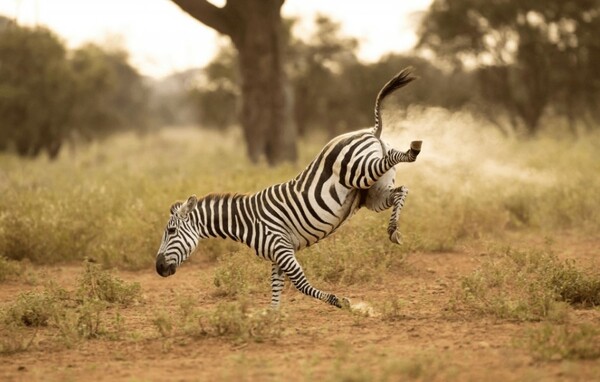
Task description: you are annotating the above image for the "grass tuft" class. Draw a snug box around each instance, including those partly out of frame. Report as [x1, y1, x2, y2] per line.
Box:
[525, 324, 600, 361]
[380, 297, 406, 322]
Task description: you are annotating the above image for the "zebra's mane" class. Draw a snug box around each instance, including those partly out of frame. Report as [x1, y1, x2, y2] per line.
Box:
[198, 192, 247, 204]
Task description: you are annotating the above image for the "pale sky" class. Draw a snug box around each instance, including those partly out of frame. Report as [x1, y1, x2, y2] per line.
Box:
[0, 0, 433, 78]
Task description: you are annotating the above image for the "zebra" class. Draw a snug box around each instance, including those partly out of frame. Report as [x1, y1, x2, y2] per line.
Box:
[156, 69, 422, 309]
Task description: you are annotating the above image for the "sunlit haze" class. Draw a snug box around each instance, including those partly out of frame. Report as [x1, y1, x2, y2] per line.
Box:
[0, 0, 432, 78]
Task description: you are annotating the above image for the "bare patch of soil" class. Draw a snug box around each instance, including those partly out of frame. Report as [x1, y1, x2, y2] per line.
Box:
[1, 234, 599, 382]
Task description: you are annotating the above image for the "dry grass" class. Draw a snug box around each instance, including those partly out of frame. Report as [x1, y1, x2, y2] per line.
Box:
[524, 323, 600, 361]
[0, 119, 599, 270]
[0, 113, 599, 380]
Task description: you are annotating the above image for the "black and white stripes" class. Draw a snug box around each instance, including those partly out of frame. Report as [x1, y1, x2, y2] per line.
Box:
[156, 69, 422, 309]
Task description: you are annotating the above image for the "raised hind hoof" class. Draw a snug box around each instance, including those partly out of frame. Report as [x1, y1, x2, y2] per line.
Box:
[389, 230, 403, 245]
[410, 140, 422, 152]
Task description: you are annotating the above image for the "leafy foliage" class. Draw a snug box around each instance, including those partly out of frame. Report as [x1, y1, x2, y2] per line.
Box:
[0, 21, 73, 158]
[419, 0, 600, 134]
[0, 19, 149, 159]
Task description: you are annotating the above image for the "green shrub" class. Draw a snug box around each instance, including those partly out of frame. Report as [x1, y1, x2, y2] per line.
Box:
[213, 251, 269, 296]
[0, 262, 142, 351]
[2, 290, 59, 327]
[53, 299, 110, 346]
[199, 300, 285, 344]
[0, 323, 37, 354]
[455, 247, 600, 321]
[77, 261, 141, 305]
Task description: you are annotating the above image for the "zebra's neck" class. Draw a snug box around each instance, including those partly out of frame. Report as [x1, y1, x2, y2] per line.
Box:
[193, 193, 252, 243]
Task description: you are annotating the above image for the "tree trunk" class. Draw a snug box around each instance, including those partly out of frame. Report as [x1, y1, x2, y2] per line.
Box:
[172, 0, 297, 165]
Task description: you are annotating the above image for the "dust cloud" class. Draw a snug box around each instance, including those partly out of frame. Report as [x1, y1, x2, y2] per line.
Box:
[381, 106, 557, 187]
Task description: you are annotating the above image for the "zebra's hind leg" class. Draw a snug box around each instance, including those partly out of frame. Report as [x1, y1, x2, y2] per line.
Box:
[274, 248, 350, 309]
[387, 186, 409, 244]
[270, 263, 285, 309]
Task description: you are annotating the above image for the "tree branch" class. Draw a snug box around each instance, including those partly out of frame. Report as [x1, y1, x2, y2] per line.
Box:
[171, 0, 232, 36]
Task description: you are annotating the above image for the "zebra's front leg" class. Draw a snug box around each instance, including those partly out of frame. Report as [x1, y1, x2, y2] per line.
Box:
[270, 263, 285, 309]
[387, 186, 409, 244]
[274, 248, 350, 309]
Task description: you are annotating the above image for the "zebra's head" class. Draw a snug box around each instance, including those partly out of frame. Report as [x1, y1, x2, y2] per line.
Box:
[156, 195, 199, 278]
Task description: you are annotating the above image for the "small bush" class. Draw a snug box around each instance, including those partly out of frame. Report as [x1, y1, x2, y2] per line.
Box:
[77, 262, 141, 305]
[74, 299, 106, 339]
[0, 262, 143, 351]
[525, 324, 600, 361]
[2, 290, 59, 327]
[213, 251, 269, 297]
[0, 256, 23, 282]
[0, 323, 37, 354]
[454, 247, 600, 321]
[199, 300, 285, 344]
[53, 301, 106, 347]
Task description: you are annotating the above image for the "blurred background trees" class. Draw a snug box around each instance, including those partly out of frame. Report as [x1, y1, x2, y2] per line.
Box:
[0, 17, 73, 158]
[182, 14, 476, 138]
[419, 0, 600, 135]
[0, 16, 149, 159]
[1, 0, 599, 161]
[69, 43, 149, 141]
[172, 0, 296, 165]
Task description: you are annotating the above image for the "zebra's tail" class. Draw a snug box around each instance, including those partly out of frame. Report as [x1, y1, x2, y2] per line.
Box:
[372, 68, 416, 139]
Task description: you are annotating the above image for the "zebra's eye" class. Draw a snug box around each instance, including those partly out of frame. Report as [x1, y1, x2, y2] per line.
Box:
[167, 227, 176, 235]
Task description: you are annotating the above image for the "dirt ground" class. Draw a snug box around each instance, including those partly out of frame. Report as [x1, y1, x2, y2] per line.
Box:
[1, 233, 599, 382]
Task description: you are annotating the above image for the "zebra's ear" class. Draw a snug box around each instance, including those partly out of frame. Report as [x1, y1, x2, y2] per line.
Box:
[178, 195, 198, 217]
[170, 201, 183, 216]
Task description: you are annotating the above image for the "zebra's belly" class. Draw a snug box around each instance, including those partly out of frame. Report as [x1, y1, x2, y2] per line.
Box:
[293, 188, 362, 250]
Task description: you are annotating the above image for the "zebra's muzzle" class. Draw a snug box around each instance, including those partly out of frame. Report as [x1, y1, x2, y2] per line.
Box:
[156, 253, 176, 277]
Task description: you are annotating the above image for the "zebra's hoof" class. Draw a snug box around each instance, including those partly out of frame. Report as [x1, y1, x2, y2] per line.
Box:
[410, 140, 422, 152]
[389, 230, 403, 245]
[339, 297, 351, 310]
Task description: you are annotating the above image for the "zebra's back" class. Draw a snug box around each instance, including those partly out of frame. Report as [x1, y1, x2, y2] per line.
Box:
[254, 130, 386, 250]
